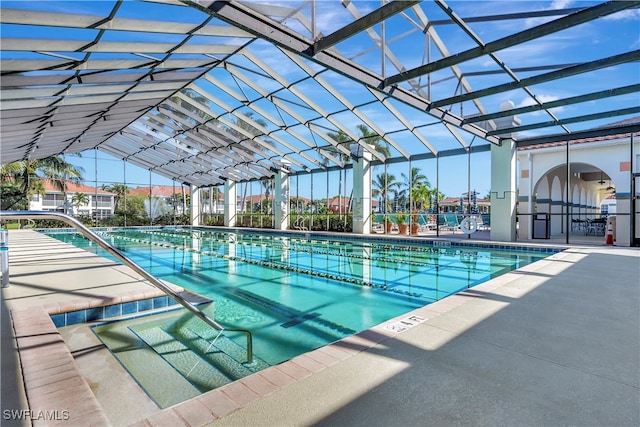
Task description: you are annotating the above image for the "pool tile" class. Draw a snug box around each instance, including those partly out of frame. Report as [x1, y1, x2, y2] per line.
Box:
[85, 307, 103, 321]
[172, 399, 216, 427]
[104, 304, 121, 318]
[122, 301, 137, 315]
[275, 361, 312, 381]
[153, 296, 167, 308]
[138, 298, 152, 311]
[50, 313, 65, 328]
[240, 372, 279, 396]
[66, 310, 85, 325]
[257, 368, 296, 388]
[145, 409, 188, 427]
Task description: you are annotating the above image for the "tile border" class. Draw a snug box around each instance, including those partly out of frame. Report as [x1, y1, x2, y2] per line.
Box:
[49, 295, 182, 328]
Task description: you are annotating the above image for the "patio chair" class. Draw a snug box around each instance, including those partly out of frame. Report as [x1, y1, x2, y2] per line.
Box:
[480, 214, 491, 230]
[419, 213, 437, 231]
[571, 219, 586, 233]
[439, 214, 460, 233]
[585, 218, 606, 236]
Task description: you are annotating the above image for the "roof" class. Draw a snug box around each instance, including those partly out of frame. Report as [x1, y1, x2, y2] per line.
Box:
[440, 196, 490, 205]
[42, 179, 114, 195]
[129, 185, 190, 197]
[518, 116, 640, 151]
[2, 1, 639, 187]
[327, 197, 379, 207]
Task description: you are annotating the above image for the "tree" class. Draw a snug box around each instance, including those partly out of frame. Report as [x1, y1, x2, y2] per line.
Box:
[226, 112, 274, 212]
[71, 192, 89, 214]
[324, 125, 391, 166]
[401, 167, 430, 211]
[355, 124, 390, 158]
[324, 125, 391, 217]
[101, 183, 129, 213]
[120, 195, 147, 216]
[372, 172, 401, 213]
[0, 156, 83, 210]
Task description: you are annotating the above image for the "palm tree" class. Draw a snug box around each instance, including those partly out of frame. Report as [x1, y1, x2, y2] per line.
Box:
[401, 167, 430, 211]
[0, 156, 83, 210]
[101, 183, 129, 213]
[226, 112, 274, 213]
[166, 88, 214, 125]
[372, 172, 401, 214]
[355, 124, 390, 158]
[324, 125, 391, 167]
[324, 125, 391, 217]
[71, 192, 89, 215]
[261, 179, 274, 214]
[324, 129, 351, 217]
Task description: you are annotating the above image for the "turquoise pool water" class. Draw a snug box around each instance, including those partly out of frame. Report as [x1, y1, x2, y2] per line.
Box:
[48, 228, 556, 406]
[49, 228, 552, 365]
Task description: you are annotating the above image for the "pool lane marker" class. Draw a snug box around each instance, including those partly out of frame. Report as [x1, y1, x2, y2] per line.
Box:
[96, 232, 426, 299]
[139, 229, 490, 274]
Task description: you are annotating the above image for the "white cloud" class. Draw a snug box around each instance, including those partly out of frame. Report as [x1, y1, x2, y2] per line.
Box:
[515, 94, 564, 116]
[550, 0, 574, 10]
[603, 8, 640, 21]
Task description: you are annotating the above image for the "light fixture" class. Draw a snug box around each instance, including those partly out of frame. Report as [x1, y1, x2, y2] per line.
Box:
[598, 171, 605, 185]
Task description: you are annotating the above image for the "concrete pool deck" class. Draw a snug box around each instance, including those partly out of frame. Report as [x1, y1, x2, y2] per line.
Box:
[1, 229, 638, 426]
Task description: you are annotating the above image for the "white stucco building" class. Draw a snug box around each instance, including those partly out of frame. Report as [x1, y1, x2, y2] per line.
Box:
[29, 179, 115, 219]
[517, 120, 639, 246]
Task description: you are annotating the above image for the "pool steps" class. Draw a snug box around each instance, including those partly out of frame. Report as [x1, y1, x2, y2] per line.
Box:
[99, 310, 269, 408]
[3, 211, 254, 365]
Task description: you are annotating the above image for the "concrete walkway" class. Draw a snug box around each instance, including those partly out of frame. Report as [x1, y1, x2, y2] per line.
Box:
[1, 230, 638, 426]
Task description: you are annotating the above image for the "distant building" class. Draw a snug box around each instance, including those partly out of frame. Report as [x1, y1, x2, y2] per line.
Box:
[129, 185, 191, 215]
[29, 179, 115, 219]
[430, 194, 490, 214]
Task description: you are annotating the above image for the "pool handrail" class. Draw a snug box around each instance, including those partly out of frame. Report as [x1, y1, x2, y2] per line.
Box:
[0, 210, 253, 363]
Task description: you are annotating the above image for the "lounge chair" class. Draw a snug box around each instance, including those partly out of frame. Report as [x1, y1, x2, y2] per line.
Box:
[439, 214, 460, 233]
[416, 213, 437, 231]
[480, 214, 491, 230]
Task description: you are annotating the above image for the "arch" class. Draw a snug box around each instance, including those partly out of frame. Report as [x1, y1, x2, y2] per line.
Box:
[550, 176, 563, 234]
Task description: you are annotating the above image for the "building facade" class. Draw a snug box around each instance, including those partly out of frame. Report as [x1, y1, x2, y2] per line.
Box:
[29, 180, 115, 219]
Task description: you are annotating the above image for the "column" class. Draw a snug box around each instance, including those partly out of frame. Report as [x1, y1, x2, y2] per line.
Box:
[224, 179, 237, 227]
[524, 153, 533, 239]
[491, 101, 520, 242]
[274, 160, 290, 230]
[351, 144, 373, 234]
[190, 185, 201, 226]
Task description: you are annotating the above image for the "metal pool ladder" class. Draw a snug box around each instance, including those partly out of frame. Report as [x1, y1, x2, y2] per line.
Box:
[0, 210, 253, 363]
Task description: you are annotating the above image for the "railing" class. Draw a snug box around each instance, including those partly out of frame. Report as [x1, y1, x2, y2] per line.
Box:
[0, 210, 253, 363]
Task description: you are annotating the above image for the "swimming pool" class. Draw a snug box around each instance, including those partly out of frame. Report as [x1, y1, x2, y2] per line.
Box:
[47, 227, 555, 406]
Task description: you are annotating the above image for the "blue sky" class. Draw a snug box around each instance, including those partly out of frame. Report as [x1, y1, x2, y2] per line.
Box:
[7, 0, 637, 199]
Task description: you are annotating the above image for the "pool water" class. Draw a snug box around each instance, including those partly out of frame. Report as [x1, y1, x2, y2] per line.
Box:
[49, 228, 552, 405]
